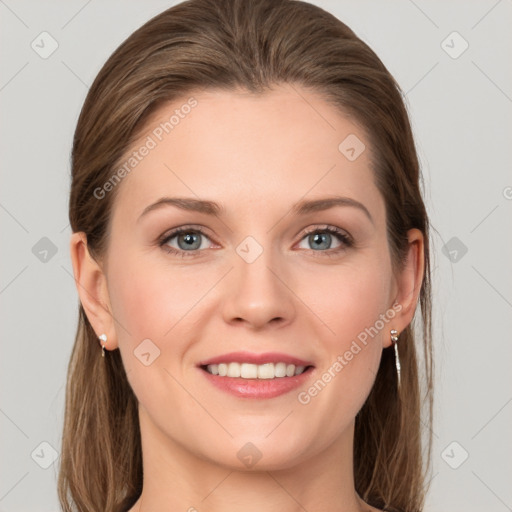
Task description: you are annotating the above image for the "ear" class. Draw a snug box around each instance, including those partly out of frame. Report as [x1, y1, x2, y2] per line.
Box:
[384, 228, 425, 348]
[69, 232, 118, 352]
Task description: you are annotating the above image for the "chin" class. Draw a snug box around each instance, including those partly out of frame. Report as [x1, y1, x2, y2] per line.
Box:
[199, 433, 313, 472]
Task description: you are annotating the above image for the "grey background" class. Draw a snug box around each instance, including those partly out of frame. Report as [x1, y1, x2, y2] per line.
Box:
[1, 1, 511, 511]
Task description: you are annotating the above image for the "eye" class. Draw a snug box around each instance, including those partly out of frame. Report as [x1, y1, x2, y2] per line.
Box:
[158, 224, 353, 258]
[296, 226, 352, 253]
[159, 226, 213, 257]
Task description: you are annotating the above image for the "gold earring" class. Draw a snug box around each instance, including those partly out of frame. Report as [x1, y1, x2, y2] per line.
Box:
[390, 329, 401, 388]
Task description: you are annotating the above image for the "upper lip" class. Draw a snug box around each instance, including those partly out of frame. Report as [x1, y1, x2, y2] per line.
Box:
[198, 351, 314, 367]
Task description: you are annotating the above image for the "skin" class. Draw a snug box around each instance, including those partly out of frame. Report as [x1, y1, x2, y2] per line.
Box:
[70, 84, 424, 512]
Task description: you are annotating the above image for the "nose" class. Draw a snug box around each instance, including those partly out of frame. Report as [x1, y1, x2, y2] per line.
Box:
[221, 245, 296, 330]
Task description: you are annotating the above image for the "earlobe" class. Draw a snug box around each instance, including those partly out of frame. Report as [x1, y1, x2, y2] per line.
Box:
[69, 232, 117, 350]
[386, 228, 425, 347]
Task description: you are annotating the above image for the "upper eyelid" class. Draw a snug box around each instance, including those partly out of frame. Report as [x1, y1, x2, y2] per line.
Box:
[159, 224, 213, 240]
[301, 225, 349, 236]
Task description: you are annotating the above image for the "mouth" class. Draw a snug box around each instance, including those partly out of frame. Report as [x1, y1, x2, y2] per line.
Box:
[197, 352, 315, 399]
[200, 362, 314, 379]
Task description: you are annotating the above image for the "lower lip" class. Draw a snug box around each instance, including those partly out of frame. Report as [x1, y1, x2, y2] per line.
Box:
[199, 367, 314, 399]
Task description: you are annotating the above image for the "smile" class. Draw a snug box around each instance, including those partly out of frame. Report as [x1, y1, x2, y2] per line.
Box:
[204, 362, 309, 379]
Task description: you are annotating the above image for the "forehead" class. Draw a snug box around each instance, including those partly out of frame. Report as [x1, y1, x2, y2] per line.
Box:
[109, 84, 383, 226]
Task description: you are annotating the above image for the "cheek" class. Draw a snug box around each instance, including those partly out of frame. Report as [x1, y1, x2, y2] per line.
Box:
[296, 257, 392, 412]
[307, 258, 393, 347]
[107, 251, 210, 343]
[106, 253, 210, 407]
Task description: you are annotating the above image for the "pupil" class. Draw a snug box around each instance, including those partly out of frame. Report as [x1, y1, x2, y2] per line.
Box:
[311, 233, 331, 250]
[179, 233, 200, 250]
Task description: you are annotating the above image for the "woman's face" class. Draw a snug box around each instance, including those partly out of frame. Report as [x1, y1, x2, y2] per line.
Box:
[100, 84, 409, 470]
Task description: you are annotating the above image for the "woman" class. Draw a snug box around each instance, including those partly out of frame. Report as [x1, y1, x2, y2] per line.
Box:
[59, 0, 433, 511]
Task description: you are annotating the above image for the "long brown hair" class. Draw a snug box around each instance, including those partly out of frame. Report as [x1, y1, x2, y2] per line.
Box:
[60, 1, 434, 510]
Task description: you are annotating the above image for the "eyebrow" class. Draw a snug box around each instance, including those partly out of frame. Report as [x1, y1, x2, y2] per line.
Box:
[292, 196, 373, 223]
[138, 197, 222, 222]
[137, 195, 373, 224]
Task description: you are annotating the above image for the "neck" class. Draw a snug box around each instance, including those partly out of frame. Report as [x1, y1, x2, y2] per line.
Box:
[129, 407, 371, 512]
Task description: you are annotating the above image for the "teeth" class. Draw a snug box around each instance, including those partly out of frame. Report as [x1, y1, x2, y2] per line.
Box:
[227, 362, 240, 377]
[257, 363, 274, 379]
[274, 362, 286, 378]
[241, 363, 258, 379]
[205, 362, 308, 379]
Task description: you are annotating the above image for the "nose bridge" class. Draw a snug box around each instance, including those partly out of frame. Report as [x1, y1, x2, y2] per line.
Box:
[222, 234, 295, 328]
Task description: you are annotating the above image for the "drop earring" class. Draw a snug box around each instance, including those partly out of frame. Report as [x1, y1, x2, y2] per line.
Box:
[99, 334, 107, 357]
[390, 329, 401, 388]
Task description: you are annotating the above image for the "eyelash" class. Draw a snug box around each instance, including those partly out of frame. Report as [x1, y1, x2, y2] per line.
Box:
[158, 225, 353, 258]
